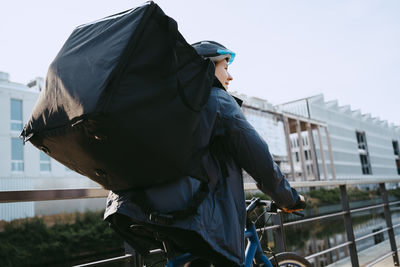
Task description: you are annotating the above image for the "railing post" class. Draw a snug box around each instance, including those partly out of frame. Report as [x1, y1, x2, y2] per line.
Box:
[296, 120, 308, 181]
[379, 183, 400, 266]
[272, 213, 287, 252]
[316, 126, 328, 180]
[340, 185, 359, 267]
[307, 123, 319, 181]
[283, 116, 296, 181]
[124, 242, 143, 267]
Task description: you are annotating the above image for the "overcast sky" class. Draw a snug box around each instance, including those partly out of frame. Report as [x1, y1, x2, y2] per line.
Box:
[1, 0, 399, 125]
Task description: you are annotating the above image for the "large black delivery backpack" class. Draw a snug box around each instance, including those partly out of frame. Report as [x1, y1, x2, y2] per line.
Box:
[21, 1, 215, 192]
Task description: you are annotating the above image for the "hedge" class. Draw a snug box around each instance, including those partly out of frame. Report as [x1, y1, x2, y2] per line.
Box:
[0, 211, 123, 267]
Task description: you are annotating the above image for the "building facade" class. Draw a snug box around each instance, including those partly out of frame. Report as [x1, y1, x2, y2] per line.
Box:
[278, 94, 400, 181]
[0, 72, 103, 221]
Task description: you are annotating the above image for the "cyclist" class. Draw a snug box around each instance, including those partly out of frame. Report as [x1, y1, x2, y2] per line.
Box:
[104, 41, 306, 267]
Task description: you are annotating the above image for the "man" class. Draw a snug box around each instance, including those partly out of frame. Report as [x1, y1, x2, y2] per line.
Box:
[105, 41, 305, 267]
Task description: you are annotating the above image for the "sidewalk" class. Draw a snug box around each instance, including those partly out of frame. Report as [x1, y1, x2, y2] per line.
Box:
[372, 256, 396, 267]
[327, 234, 400, 267]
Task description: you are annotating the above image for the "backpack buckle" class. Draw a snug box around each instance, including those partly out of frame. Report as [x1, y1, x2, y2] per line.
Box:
[149, 212, 174, 225]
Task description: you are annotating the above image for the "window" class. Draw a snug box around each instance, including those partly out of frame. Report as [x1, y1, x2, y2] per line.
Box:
[40, 151, 51, 172]
[295, 152, 299, 162]
[360, 155, 372, 175]
[393, 140, 400, 175]
[397, 160, 400, 175]
[10, 99, 23, 131]
[356, 131, 367, 150]
[304, 150, 309, 160]
[356, 131, 372, 175]
[11, 138, 24, 172]
[393, 141, 399, 156]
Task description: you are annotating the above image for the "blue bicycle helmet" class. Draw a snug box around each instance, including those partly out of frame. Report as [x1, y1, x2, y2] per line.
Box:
[191, 40, 236, 65]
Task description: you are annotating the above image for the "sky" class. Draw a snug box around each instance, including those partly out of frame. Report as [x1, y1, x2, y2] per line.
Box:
[1, 0, 399, 125]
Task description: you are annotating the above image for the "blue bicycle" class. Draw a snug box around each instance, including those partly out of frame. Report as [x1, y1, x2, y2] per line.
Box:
[162, 197, 311, 267]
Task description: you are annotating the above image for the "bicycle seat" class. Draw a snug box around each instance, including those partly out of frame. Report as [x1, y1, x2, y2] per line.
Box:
[108, 213, 163, 255]
[129, 223, 181, 259]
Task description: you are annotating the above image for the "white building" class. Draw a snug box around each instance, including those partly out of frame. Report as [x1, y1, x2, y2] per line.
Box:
[0, 71, 103, 221]
[278, 94, 400, 181]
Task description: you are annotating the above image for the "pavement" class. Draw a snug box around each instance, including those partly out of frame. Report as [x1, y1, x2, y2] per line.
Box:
[327, 234, 400, 267]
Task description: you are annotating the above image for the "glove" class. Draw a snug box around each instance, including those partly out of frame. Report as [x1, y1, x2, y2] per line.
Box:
[281, 195, 306, 213]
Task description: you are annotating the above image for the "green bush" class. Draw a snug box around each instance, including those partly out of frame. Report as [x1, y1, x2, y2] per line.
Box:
[307, 187, 375, 205]
[0, 211, 123, 267]
[308, 187, 340, 204]
[347, 187, 373, 201]
[389, 188, 400, 198]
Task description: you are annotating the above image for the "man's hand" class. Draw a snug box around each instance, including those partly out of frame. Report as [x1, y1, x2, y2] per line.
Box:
[281, 195, 306, 213]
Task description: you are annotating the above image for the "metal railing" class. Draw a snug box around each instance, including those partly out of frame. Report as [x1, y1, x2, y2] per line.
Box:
[1, 178, 400, 267]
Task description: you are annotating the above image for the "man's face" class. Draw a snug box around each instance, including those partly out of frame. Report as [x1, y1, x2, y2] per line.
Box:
[215, 59, 233, 90]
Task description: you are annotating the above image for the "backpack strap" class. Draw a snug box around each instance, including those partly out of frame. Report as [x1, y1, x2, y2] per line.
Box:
[131, 181, 210, 225]
[130, 144, 224, 225]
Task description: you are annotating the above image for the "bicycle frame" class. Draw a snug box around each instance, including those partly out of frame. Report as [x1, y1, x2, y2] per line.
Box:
[166, 222, 274, 267]
[165, 198, 296, 267]
[245, 223, 273, 267]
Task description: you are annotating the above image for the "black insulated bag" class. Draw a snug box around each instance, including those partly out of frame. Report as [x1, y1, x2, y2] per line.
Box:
[21, 1, 215, 191]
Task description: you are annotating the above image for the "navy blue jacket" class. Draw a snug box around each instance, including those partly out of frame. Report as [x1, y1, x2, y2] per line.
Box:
[104, 86, 299, 265]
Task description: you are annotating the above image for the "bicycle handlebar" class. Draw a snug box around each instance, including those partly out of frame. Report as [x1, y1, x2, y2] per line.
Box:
[245, 197, 304, 217]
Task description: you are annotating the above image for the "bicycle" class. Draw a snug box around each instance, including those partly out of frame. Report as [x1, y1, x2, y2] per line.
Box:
[158, 197, 311, 267]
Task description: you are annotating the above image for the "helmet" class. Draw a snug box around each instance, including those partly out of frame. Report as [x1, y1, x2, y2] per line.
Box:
[191, 40, 236, 65]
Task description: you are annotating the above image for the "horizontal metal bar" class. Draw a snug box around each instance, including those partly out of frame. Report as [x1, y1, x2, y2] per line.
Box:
[292, 178, 400, 187]
[244, 178, 400, 190]
[393, 223, 400, 229]
[355, 227, 390, 242]
[149, 248, 163, 255]
[350, 203, 385, 213]
[0, 177, 398, 203]
[256, 225, 280, 232]
[283, 211, 346, 227]
[73, 253, 132, 267]
[305, 241, 352, 260]
[0, 188, 108, 203]
[364, 250, 397, 267]
[390, 200, 400, 206]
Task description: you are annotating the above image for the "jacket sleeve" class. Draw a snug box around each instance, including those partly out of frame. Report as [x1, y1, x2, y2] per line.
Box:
[217, 91, 299, 208]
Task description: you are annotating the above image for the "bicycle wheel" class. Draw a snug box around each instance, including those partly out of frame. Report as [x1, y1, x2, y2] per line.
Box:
[268, 252, 311, 267]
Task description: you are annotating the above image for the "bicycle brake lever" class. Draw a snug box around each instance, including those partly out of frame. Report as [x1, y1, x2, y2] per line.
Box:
[277, 208, 305, 217]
